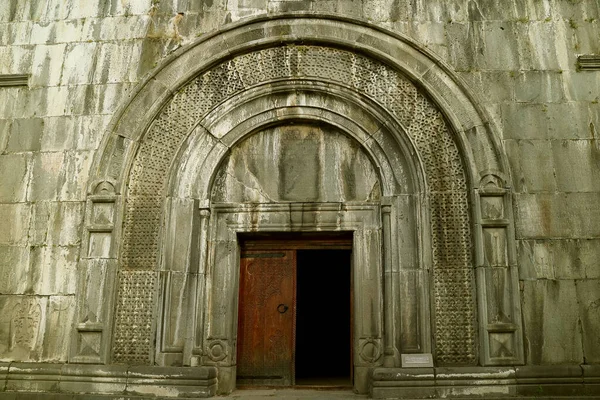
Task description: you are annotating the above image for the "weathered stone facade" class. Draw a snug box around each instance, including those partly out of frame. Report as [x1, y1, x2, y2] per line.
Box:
[0, 0, 599, 398]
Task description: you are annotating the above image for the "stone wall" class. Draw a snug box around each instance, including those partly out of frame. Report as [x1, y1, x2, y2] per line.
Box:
[0, 0, 598, 367]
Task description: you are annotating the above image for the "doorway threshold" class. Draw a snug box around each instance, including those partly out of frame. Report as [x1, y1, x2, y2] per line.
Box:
[294, 376, 352, 388]
[226, 387, 367, 399]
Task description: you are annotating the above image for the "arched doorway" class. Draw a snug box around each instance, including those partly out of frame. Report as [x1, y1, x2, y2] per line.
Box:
[73, 15, 524, 397]
[201, 120, 407, 392]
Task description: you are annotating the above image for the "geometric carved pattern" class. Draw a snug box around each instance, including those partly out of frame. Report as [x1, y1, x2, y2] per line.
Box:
[112, 271, 157, 364]
[115, 45, 475, 365]
[10, 300, 41, 351]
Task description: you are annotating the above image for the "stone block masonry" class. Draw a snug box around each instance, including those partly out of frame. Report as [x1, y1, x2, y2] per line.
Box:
[0, 0, 598, 398]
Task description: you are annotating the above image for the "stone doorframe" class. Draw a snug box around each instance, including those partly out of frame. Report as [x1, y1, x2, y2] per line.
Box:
[71, 14, 525, 392]
[200, 202, 384, 393]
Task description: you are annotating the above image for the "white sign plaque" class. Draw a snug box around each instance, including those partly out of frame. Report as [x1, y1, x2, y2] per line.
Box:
[401, 353, 434, 368]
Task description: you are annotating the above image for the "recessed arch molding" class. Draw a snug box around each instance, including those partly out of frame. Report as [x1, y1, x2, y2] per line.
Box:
[73, 14, 524, 396]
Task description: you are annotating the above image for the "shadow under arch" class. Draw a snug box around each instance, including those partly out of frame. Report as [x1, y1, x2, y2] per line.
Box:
[74, 13, 524, 395]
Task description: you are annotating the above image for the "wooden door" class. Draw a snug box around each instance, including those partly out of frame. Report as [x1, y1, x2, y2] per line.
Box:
[237, 250, 296, 385]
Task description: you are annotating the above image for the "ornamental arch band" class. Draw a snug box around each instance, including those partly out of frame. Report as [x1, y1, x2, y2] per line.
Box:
[74, 16, 523, 395]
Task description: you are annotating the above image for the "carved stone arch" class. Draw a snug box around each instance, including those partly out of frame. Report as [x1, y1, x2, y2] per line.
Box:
[74, 14, 523, 394]
[169, 82, 423, 200]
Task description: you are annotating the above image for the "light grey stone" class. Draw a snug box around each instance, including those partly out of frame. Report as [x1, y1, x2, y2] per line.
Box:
[73, 115, 111, 150]
[552, 139, 600, 192]
[362, 0, 397, 22]
[160, 271, 190, 351]
[501, 103, 549, 140]
[4, 87, 38, 119]
[0, 5, 598, 397]
[0, 153, 30, 202]
[29, 21, 58, 45]
[79, 82, 136, 117]
[505, 139, 556, 193]
[59, 363, 128, 394]
[564, 70, 600, 102]
[0, 296, 48, 362]
[60, 42, 98, 85]
[555, 0, 600, 20]
[547, 102, 593, 139]
[81, 15, 151, 42]
[267, 1, 313, 14]
[459, 71, 515, 104]
[0, 203, 30, 245]
[7, 117, 44, 152]
[66, 0, 105, 20]
[74, 259, 117, 329]
[40, 116, 75, 150]
[31, 86, 71, 117]
[162, 198, 196, 274]
[92, 42, 140, 84]
[0, 245, 30, 294]
[58, 150, 93, 201]
[41, 295, 75, 361]
[518, 240, 555, 280]
[518, 21, 566, 71]
[212, 124, 379, 203]
[41, 0, 72, 22]
[522, 280, 584, 365]
[30, 44, 66, 87]
[446, 22, 477, 71]
[31, 201, 84, 247]
[30, 19, 85, 45]
[0, 21, 32, 46]
[515, 71, 565, 103]
[514, 193, 600, 238]
[102, 0, 152, 17]
[0, 118, 10, 152]
[29, 151, 65, 201]
[576, 279, 600, 363]
[29, 245, 78, 295]
[475, 21, 522, 71]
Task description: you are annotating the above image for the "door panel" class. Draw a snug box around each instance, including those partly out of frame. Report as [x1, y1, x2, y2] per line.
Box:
[237, 250, 296, 385]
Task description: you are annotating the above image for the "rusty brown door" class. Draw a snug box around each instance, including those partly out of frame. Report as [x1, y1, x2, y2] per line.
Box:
[237, 250, 296, 386]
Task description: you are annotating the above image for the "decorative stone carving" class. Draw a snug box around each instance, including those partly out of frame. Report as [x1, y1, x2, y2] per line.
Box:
[114, 44, 476, 365]
[206, 339, 228, 362]
[476, 173, 523, 365]
[358, 338, 382, 364]
[112, 271, 157, 364]
[92, 180, 116, 196]
[10, 300, 41, 352]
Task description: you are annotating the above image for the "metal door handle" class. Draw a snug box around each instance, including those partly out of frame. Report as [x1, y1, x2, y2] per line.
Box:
[277, 304, 289, 314]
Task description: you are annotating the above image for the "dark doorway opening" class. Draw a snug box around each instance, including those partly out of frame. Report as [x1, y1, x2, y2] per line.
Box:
[295, 249, 352, 387]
